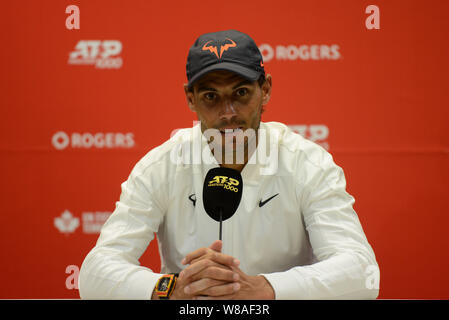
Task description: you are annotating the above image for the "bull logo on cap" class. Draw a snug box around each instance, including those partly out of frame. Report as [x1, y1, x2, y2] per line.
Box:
[202, 38, 237, 59]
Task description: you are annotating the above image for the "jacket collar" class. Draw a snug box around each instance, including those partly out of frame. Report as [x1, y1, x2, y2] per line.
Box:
[192, 122, 277, 186]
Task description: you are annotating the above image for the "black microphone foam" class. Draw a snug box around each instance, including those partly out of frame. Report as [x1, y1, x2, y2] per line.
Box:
[203, 167, 243, 223]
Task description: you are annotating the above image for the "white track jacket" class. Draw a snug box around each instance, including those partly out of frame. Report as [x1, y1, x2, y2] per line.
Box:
[79, 121, 380, 299]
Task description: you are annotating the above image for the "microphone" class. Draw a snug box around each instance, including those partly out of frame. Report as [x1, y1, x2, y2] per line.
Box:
[203, 167, 243, 241]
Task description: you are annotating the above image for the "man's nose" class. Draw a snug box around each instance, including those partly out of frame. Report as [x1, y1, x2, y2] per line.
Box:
[219, 101, 237, 121]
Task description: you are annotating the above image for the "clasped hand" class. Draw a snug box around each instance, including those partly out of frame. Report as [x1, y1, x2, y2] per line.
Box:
[170, 240, 274, 300]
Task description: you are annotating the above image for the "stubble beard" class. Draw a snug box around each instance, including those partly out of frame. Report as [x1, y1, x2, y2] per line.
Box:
[200, 109, 262, 166]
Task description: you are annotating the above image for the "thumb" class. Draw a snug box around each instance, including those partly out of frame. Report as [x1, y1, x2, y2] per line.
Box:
[209, 240, 222, 253]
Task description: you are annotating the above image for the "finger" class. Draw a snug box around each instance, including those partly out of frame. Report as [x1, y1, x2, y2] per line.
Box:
[181, 258, 233, 280]
[182, 259, 234, 282]
[180, 256, 239, 280]
[190, 266, 239, 283]
[181, 247, 209, 265]
[194, 282, 241, 297]
[181, 241, 223, 265]
[180, 259, 215, 280]
[188, 255, 235, 269]
[182, 244, 237, 267]
[182, 246, 223, 265]
[188, 251, 239, 269]
[184, 278, 225, 295]
[209, 240, 222, 252]
[211, 252, 240, 268]
[186, 279, 240, 296]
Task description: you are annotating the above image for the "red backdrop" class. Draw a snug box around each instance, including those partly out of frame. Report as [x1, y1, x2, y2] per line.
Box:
[1, 0, 448, 299]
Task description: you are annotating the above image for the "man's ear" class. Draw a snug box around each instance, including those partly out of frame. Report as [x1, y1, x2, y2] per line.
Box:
[261, 74, 272, 105]
[184, 84, 196, 112]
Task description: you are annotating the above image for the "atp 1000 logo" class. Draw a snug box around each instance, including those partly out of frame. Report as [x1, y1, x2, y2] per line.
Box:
[208, 175, 240, 192]
[68, 40, 123, 69]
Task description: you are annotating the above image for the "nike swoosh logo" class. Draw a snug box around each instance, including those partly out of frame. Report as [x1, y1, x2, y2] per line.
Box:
[188, 194, 196, 207]
[258, 193, 279, 208]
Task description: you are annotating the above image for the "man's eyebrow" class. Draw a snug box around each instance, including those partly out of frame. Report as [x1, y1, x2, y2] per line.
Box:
[196, 86, 217, 93]
[196, 79, 253, 93]
[232, 79, 253, 89]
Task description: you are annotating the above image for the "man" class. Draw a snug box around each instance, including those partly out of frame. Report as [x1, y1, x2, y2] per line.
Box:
[79, 30, 380, 300]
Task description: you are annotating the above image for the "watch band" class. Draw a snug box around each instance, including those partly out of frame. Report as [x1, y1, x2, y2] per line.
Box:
[155, 273, 179, 300]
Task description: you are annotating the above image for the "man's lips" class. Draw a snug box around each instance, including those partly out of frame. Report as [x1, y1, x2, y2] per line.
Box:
[218, 127, 244, 134]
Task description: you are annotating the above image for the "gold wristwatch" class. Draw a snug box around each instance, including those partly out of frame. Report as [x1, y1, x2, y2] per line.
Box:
[154, 273, 178, 299]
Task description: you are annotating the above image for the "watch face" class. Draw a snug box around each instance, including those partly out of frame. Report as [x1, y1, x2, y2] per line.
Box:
[158, 277, 170, 291]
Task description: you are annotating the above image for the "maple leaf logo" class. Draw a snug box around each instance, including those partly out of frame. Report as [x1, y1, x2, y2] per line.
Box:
[54, 210, 80, 234]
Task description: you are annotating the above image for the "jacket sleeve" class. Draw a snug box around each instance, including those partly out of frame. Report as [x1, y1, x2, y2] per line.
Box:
[261, 148, 380, 299]
[79, 159, 167, 299]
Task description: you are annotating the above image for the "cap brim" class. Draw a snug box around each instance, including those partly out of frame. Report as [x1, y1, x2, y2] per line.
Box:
[187, 62, 261, 88]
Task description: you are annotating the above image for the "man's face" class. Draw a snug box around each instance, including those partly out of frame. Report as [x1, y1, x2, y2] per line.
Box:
[185, 70, 272, 159]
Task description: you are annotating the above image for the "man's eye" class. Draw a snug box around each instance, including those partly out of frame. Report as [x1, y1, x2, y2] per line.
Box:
[204, 92, 216, 101]
[236, 88, 248, 97]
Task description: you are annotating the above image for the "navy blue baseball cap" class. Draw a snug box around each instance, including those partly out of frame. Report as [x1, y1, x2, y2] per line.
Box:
[186, 30, 265, 88]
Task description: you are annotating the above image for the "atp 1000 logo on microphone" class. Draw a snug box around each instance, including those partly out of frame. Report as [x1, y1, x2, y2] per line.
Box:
[52, 131, 135, 150]
[208, 175, 240, 192]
